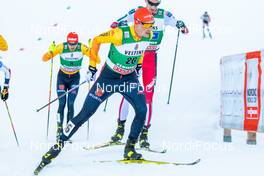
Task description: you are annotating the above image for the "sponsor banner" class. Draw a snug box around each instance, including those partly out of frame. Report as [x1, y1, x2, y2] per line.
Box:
[220, 50, 264, 132]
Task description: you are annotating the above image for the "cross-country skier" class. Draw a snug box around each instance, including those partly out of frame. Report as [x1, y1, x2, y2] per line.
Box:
[42, 32, 90, 141]
[34, 7, 155, 175]
[201, 11, 212, 39]
[110, 0, 189, 149]
[0, 35, 11, 101]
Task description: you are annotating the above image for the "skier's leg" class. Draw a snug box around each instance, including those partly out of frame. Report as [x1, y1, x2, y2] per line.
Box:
[142, 51, 156, 126]
[37, 71, 68, 169]
[202, 25, 206, 39]
[140, 51, 157, 148]
[67, 72, 80, 123]
[121, 74, 147, 159]
[207, 27, 212, 39]
[119, 96, 130, 121]
[111, 97, 130, 142]
[122, 87, 147, 141]
[56, 71, 67, 140]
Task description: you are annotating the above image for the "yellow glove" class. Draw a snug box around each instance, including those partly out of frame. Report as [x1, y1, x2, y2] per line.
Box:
[88, 38, 92, 49]
[48, 41, 56, 53]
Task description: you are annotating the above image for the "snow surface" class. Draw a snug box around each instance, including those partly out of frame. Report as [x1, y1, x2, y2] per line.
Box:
[0, 0, 264, 175]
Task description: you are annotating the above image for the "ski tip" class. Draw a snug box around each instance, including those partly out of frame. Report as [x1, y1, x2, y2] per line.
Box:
[161, 149, 167, 153]
[33, 167, 40, 175]
[193, 158, 201, 164]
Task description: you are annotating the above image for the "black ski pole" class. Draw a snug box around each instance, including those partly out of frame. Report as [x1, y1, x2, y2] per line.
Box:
[37, 80, 87, 112]
[103, 99, 108, 112]
[167, 29, 181, 104]
[4, 102, 19, 146]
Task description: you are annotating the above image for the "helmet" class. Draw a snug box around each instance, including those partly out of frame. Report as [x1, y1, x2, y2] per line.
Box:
[134, 7, 154, 24]
[67, 32, 78, 44]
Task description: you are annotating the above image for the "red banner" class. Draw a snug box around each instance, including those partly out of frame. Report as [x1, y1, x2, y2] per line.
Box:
[244, 51, 262, 131]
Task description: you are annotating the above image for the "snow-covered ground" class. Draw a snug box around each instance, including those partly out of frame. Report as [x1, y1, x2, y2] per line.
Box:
[0, 0, 264, 175]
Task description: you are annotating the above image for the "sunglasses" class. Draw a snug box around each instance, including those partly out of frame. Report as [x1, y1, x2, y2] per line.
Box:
[147, 0, 160, 7]
[141, 22, 154, 29]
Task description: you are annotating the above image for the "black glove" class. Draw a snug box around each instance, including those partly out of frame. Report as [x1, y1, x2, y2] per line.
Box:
[176, 20, 189, 34]
[135, 64, 142, 77]
[176, 20, 186, 29]
[86, 66, 97, 82]
[1, 86, 9, 101]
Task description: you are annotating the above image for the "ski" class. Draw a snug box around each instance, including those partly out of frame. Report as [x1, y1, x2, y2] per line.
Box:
[95, 158, 201, 166]
[137, 147, 167, 154]
[33, 162, 47, 175]
[83, 141, 125, 150]
[83, 141, 167, 154]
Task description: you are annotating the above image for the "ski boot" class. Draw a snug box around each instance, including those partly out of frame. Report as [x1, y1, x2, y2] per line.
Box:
[34, 141, 64, 175]
[123, 138, 142, 160]
[111, 120, 125, 143]
[139, 126, 150, 148]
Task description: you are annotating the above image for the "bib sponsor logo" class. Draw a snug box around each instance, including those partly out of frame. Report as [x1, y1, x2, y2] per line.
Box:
[146, 45, 158, 50]
[124, 50, 144, 56]
[95, 87, 104, 97]
[59, 84, 65, 90]
[152, 32, 159, 40]
[89, 93, 102, 102]
[113, 65, 134, 75]
[64, 121, 75, 137]
[146, 79, 156, 92]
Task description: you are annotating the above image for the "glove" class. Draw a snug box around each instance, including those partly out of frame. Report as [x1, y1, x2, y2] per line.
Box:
[176, 20, 186, 29]
[110, 22, 119, 29]
[48, 41, 56, 53]
[1, 86, 9, 101]
[110, 21, 128, 29]
[176, 20, 189, 34]
[86, 66, 97, 82]
[135, 64, 142, 77]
